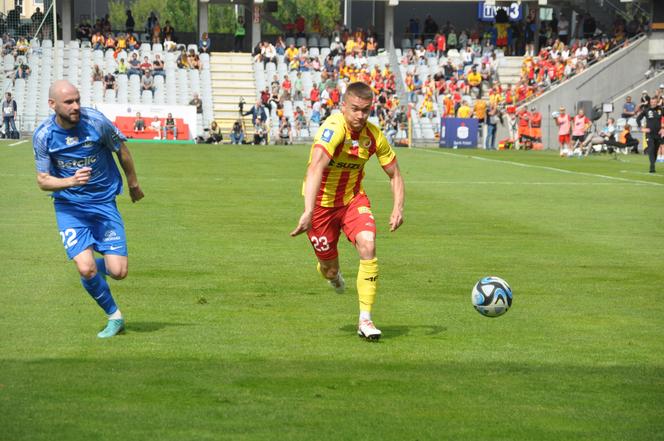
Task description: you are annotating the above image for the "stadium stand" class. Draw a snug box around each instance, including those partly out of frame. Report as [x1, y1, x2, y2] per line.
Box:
[4, 33, 212, 139]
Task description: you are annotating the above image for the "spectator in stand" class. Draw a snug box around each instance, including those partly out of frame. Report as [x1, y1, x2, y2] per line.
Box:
[230, 120, 244, 144]
[285, 43, 299, 63]
[128, 52, 141, 77]
[423, 15, 439, 40]
[456, 100, 472, 118]
[163, 113, 177, 140]
[621, 95, 636, 119]
[152, 54, 165, 77]
[125, 9, 135, 33]
[13, 58, 30, 81]
[76, 22, 92, 41]
[140, 56, 153, 76]
[15, 36, 29, 56]
[277, 116, 293, 145]
[260, 87, 270, 106]
[92, 64, 103, 82]
[294, 14, 306, 38]
[243, 100, 268, 127]
[151, 19, 162, 44]
[189, 93, 203, 114]
[91, 31, 105, 50]
[330, 37, 344, 57]
[104, 33, 116, 51]
[558, 15, 570, 44]
[141, 70, 155, 96]
[163, 21, 175, 41]
[146, 11, 158, 36]
[191, 53, 202, 71]
[199, 32, 211, 54]
[163, 36, 177, 52]
[367, 37, 378, 56]
[133, 112, 145, 134]
[274, 36, 286, 55]
[177, 50, 190, 69]
[126, 33, 140, 50]
[467, 66, 482, 98]
[294, 106, 308, 135]
[150, 116, 162, 139]
[115, 33, 127, 56]
[281, 75, 292, 100]
[293, 72, 303, 101]
[435, 32, 446, 57]
[116, 58, 128, 75]
[103, 72, 117, 93]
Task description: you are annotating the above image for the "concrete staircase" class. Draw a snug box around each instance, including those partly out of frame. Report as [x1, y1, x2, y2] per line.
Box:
[210, 52, 257, 137]
[497, 56, 523, 89]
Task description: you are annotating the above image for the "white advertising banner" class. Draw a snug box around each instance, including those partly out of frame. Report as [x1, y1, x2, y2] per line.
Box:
[95, 103, 198, 139]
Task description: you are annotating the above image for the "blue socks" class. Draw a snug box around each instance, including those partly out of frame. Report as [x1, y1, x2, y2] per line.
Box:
[81, 272, 117, 315]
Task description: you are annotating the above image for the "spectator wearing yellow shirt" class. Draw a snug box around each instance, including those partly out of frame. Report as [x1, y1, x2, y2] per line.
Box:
[345, 38, 356, 55]
[473, 99, 487, 121]
[285, 43, 299, 62]
[467, 67, 482, 98]
[419, 95, 435, 119]
[457, 100, 472, 118]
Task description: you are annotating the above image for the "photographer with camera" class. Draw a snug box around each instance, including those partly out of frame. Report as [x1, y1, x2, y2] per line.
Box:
[230, 119, 245, 144]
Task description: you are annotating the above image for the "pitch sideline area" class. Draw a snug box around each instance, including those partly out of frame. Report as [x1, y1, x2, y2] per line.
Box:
[1, 142, 663, 440]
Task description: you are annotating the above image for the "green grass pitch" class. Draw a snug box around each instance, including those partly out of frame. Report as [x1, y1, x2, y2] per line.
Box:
[1, 140, 663, 440]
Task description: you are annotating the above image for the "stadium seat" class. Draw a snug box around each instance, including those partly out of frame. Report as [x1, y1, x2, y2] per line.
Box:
[141, 90, 153, 105]
[308, 37, 319, 48]
[285, 37, 295, 47]
[320, 47, 330, 58]
[319, 37, 330, 48]
[401, 39, 412, 50]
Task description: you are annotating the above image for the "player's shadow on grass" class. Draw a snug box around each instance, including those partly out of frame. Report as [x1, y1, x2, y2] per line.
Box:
[129, 322, 194, 333]
[339, 324, 446, 339]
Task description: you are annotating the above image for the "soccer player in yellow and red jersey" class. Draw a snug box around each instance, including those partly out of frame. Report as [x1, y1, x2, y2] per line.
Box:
[290, 82, 405, 341]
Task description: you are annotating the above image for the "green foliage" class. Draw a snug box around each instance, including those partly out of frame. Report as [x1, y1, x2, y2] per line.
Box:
[209, 4, 238, 34]
[273, 0, 340, 31]
[107, 0, 197, 33]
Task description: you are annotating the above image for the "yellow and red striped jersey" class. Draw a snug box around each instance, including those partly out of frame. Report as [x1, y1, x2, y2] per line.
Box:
[304, 113, 396, 208]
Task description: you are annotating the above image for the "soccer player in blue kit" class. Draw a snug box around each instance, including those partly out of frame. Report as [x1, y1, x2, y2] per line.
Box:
[33, 80, 144, 338]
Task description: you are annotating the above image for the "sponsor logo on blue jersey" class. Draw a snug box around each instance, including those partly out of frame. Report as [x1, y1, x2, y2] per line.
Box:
[321, 128, 334, 142]
[56, 155, 98, 169]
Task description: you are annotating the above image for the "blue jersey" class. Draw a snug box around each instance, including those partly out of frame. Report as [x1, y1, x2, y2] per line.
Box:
[33, 107, 127, 203]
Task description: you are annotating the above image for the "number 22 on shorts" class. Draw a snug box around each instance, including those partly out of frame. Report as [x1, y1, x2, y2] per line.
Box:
[310, 235, 330, 252]
[59, 228, 78, 250]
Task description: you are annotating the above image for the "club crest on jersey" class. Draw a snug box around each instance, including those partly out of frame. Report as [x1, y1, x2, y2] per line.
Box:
[103, 229, 120, 242]
[65, 136, 79, 145]
[321, 128, 334, 142]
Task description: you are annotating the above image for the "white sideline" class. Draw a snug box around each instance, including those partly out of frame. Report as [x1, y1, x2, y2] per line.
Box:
[8, 140, 27, 147]
[418, 149, 664, 187]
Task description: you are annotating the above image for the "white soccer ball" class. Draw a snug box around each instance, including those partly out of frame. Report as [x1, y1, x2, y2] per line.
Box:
[471, 276, 513, 317]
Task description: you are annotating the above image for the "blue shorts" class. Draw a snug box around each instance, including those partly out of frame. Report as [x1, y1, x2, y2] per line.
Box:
[54, 200, 128, 260]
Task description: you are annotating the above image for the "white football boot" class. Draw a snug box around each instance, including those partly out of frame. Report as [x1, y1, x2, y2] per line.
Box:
[358, 319, 382, 341]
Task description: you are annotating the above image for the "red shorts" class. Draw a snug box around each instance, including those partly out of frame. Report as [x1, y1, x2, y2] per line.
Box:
[307, 193, 376, 260]
[559, 134, 570, 145]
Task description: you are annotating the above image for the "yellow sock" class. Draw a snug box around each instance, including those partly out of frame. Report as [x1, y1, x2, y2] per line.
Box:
[357, 258, 378, 313]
